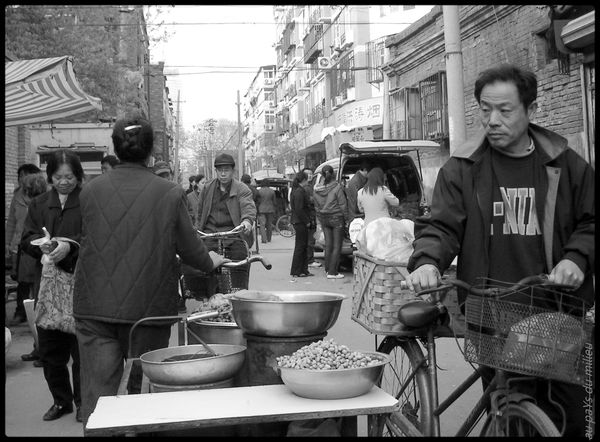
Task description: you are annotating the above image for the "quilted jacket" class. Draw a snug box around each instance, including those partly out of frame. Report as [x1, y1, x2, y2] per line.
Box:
[73, 163, 215, 323]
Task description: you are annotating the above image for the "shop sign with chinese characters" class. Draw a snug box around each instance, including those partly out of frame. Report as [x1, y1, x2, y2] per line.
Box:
[333, 97, 382, 130]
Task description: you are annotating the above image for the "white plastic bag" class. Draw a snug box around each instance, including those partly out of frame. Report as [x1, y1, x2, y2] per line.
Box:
[356, 218, 415, 263]
[348, 218, 364, 245]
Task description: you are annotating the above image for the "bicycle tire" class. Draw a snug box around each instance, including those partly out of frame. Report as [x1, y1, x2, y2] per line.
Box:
[376, 336, 432, 437]
[275, 214, 295, 237]
[480, 400, 561, 437]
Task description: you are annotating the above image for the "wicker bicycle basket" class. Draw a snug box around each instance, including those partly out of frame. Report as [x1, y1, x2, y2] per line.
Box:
[351, 252, 463, 336]
[464, 281, 594, 386]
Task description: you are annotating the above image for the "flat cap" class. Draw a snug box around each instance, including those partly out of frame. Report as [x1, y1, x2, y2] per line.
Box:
[214, 153, 235, 167]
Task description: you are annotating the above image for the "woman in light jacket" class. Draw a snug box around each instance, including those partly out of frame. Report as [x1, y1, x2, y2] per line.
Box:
[313, 164, 348, 279]
[357, 167, 400, 227]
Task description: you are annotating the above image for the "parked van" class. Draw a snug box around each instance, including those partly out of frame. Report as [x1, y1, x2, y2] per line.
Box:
[312, 139, 443, 256]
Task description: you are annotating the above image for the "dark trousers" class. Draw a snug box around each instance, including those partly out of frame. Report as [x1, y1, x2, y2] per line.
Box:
[481, 366, 589, 436]
[37, 326, 81, 409]
[258, 212, 275, 243]
[290, 223, 309, 276]
[75, 318, 171, 426]
[319, 214, 344, 276]
[14, 281, 32, 318]
[307, 226, 316, 263]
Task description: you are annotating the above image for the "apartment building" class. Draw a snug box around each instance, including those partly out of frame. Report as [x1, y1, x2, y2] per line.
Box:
[243, 65, 277, 174]
[241, 5, 434, 175]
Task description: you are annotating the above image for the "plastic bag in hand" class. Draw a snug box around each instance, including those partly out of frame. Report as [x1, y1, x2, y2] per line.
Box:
[356, 218, 415, 263]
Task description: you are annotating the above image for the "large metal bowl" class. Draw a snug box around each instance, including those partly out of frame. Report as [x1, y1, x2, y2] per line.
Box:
[140, 344, 246, 385]
[187, 320, 246, 346]
[229, 291, 345, 337]
[274, 351, 391, 399]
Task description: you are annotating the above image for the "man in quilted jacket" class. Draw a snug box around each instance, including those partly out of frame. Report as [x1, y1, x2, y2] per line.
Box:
[73, 116, 228, 427]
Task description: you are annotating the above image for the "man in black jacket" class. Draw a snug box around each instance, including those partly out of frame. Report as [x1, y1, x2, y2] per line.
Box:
[405, 64, 594, 437]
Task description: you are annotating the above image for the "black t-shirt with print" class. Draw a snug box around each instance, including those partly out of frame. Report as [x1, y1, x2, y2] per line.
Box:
[488, 148, 546, 285]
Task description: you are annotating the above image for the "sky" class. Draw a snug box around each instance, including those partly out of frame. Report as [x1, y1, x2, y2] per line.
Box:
[149, 5, 277, 131]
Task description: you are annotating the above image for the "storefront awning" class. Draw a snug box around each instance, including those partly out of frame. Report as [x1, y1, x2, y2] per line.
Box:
[5, 56, 102, 127]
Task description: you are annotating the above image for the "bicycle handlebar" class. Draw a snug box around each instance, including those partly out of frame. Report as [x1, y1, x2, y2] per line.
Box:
[221, 254, 272, 270]
[197, 225, 245, 238]
[402, 273, 576, 298]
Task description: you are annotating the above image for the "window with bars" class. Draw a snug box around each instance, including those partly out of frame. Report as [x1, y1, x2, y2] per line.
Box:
[331, 51, 355, 98]
[366, 37, 385, 84]
[388, 71, 448, 141]
[419, 72, 448, 140]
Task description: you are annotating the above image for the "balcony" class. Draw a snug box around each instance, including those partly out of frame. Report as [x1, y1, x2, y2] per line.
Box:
[303, 24, 323, 64]
[283, 22, 296, 55]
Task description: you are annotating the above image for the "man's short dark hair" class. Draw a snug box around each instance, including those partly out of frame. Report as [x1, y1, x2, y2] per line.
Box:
[474, 63, 537, 109]
[17, 163, 41, 177]
[194, 174, 205, 182]
[188, 175, 196, 183]
[241, 174, 252, 185]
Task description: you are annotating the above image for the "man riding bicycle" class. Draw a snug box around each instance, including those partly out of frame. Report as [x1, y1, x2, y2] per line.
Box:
[404, 64, 594, 437]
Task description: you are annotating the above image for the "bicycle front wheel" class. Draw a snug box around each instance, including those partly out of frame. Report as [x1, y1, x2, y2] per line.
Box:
[275, 214, 295, 237]
[375, 336, 432, 437]
[480, 400, 561, 437]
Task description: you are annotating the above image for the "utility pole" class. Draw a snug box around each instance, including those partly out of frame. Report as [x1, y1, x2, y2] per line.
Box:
[443, 5, 467, 154]
[236, 90, 244, 179]
[173, 89, 181, 183]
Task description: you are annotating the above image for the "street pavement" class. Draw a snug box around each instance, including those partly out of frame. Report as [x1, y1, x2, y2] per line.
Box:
[5, 231, 482, 437]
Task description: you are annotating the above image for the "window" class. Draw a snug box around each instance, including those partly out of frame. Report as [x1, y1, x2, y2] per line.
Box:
[331, 51, 355, 98]
[265, 110, 275, 124]
[366, 37, 385, 84]
[389, 87, 421, 139]
[264, 91, 275, 102]
[419, 72, 448, 140]
[388, 71, 448, 141]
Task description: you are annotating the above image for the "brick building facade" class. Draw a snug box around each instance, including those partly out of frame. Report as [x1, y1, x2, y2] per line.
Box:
[147, 62, 174, 165]
[384, 5, 594, 168]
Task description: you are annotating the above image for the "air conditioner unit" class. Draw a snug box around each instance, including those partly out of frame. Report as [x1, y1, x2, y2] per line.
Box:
[264, 78, 273, 85]
[334, 96, 344, 107]
[317, 56, 333, 69]
[265, 124, 274, 131]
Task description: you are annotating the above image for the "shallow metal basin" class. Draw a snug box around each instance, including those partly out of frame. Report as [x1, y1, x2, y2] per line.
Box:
[140, 344, 246, 385]
[274, 351, 391, 399]
[187, 320, 246, 346]
[229, 291, 345, 337]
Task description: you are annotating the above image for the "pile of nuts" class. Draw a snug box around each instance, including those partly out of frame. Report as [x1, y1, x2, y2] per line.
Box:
[276, 339, 382, 370]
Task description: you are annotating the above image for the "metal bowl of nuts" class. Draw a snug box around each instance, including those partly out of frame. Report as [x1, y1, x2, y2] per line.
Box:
[273, 339, 391, 399]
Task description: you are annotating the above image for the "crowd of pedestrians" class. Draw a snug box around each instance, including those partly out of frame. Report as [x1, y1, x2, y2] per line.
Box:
[4, 63, 595, 437]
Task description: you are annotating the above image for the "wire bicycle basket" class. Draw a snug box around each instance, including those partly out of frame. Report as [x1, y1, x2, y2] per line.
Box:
[464, 279, 594, 386]
[182, 234, 251, 298]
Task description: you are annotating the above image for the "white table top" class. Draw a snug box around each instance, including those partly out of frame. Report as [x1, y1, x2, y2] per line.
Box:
[86, 384, 398, 436]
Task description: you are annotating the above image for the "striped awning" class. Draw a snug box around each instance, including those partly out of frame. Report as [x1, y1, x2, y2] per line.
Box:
[5, 56, 102, 127]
